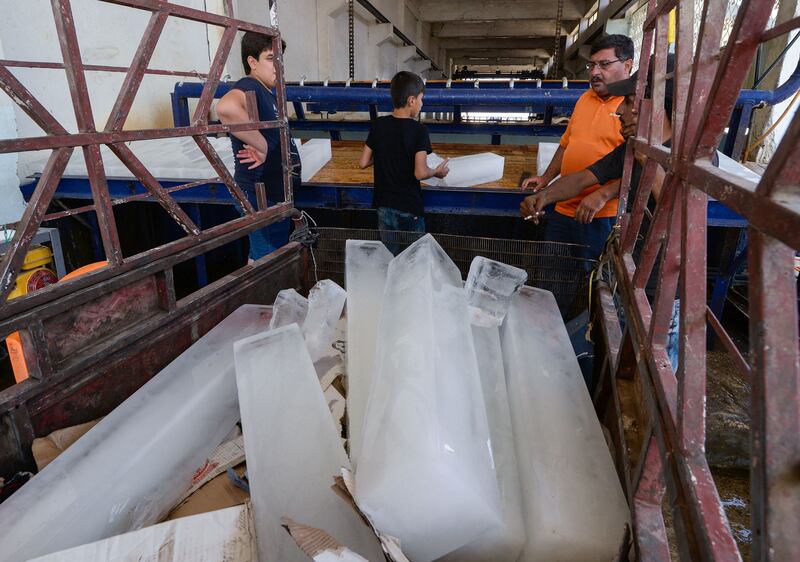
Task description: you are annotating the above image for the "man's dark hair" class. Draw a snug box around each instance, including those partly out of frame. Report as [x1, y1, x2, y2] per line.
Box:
[590, 34, 634, 62]
[390, 71, 425, 109]
[241, 32, 287, 75]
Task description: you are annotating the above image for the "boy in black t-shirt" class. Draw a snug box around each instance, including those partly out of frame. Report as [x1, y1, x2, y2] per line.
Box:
[216, 33, 301, 262]
[359, 71, 449, 250]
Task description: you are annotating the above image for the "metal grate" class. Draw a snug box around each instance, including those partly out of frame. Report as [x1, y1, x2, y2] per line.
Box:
[311, 228, 594, 317]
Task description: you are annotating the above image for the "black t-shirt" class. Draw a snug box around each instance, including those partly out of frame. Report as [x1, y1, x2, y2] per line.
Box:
[366, 115, 433, 216]
[230, 76, 301, 203]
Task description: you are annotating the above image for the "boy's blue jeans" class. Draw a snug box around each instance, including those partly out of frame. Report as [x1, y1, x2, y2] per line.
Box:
[377, 207, 425, 255]
[235, 191, 290, 261]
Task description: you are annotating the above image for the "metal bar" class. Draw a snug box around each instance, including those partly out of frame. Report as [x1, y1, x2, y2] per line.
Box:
[692, 0, 778, 159]
[748, 229, 800, 561]
[0, 120, 282, 154]
[621, 155, 658, 254]
[271, 29, 293, 205]
[677, 184, 708, 453]
[761, 14, 800, 42]
[192, 135, 255, 214]
[104, 11, 169, 131]
[0, 64, 67, 135]
[671, 0, 695, 153]
[631, 175, 678, 289]
[0, 204, 296, 328]
[632, 435, 670, 562]
[686, 159, 800, 249]
[107, 142, 200, 235]
[647, 183, 682, 348]
[82, 144, 123, 265]
[705, 307, 751, 379]
[0, 59, 208, 78]
[0, 148, 73, 304]
[191, 25, 237, 125]
[753, 32, 800, 88]
[51, 0, 123, 265]
[676, 0, 727, 158]
[31, 177, 220, 223]
[100, 0, 279, 35]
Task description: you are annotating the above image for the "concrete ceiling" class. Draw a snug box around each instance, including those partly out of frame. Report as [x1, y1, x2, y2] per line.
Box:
[421, 0, 589, 71]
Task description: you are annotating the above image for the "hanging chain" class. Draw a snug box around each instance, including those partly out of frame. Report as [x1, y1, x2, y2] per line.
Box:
[549, 0, 564, 78]
[348, 0, 355, 80]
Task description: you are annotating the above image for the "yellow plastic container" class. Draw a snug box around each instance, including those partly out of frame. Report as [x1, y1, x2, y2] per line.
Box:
[6, 246, 58, 383]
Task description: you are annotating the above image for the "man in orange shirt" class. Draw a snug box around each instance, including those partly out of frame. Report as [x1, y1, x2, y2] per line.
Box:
[523, 35, 634, 261]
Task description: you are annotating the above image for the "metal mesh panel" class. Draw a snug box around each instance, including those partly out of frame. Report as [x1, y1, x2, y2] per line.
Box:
[311, 228, 594, 317]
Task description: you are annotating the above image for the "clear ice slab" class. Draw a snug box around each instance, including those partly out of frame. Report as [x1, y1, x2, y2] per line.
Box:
[234, 324, 383, 562]
[500, 287, 630, 561]
[0, 305, 273, 561]
[270, 288, 309, 330]
[297, 138, 332, 182]
[356, 234, 502, 562]
[423, 152, 505, 187]
[302, 279, 347, 363]
[344, 240, 394, 467]
[439, 324, 526, 562]
[465, 256, 527, 327]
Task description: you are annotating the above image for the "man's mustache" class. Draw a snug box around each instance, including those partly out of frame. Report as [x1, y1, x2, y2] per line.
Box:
[591, 76, 604, 82]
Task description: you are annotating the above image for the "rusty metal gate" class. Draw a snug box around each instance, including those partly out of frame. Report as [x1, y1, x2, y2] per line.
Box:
[591, 0, 799, 560]
[0, 1, 306, 474]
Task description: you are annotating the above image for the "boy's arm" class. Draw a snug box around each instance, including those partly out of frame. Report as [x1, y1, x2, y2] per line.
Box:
[359, 145, 373, 169]
[414, 151, 449, 181]
[216, 89, 268, 155]
[574, 181, 620, 224]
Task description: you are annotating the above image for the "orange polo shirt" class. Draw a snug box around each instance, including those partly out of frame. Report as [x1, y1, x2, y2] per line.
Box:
[555, 89, 625, 218]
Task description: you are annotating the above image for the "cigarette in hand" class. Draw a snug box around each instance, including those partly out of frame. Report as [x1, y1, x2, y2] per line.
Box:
[523, 211, 544, 221]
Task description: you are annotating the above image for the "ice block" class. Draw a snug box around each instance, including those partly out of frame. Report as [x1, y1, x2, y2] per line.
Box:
[344, 240, 394, 466]
[270, 288, 309, 330]
[423, 152, 505, 187]
[465, 256, 528, 327]
[234, 324, 383, 562]
[0, 305, 274, 561]
[536, 142, 559, 178]
[302, 280, 347, 363]
[439, 324, 526, 562]
[356, 234, 502, 562]
[500, 287, 630, 561]
[298, 138, 333, 182]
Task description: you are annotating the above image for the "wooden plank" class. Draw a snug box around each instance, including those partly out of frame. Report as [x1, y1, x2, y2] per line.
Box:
[309, 140, 538, 189]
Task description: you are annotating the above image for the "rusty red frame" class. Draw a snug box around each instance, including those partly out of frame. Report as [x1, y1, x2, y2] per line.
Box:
[0, 0, 293, 316]
[603, 0, 799, 560]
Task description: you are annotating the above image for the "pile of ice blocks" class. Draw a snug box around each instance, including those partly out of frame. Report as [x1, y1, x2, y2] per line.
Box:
[0, 234, 629, 562]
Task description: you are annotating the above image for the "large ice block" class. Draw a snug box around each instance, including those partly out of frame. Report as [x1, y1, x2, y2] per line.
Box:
[423, 152, 504, 187]
[344, 240, 394, 466]
[465, 256, 528, 327]
[302, 279, 347, 362]
[234, 324, 383, 562]
[500, 287, 630, 561]
[536, 142, 558, 177]
[270, 288, 309, 330]
[0, 305, 274, 561]
[298, 138, 333, 182]
[439, 325, 526, 562]
[356, 234, 502, 562]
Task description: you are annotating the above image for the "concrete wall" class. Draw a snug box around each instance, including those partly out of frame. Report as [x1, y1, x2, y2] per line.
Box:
[0, 0, 444, 224]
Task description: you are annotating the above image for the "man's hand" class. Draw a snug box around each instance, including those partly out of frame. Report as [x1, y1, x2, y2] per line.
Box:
[620, 107, 638, 138]
[521, 175, 550, 191]
[574, 190, 609, 224]
[433, 158, 450, 179]
[236, 144, 266, 170]
[520, 192, 547, 224]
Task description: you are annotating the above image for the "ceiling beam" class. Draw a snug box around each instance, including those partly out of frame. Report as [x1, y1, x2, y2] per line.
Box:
[453, 57, 542, 66]
[438, 37, 554, 50]
[432, 19, 579, 38]
[447, 48, 551, 59]
[418, 0, 585, 22]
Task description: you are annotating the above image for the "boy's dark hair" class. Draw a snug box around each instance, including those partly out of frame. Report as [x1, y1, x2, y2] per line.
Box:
[241, 32, 287, 74]
[390, 71, 425, 109]
[590, 34, 634, 62]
